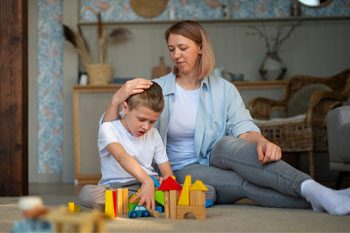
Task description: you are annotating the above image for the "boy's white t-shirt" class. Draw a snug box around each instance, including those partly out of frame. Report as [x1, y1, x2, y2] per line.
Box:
[98, 120, 168, 185]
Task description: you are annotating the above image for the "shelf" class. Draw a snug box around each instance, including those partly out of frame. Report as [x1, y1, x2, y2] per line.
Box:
[233, 80, 288, 90]
[73, 84, 122, 93]
[78, 16, 350, 26]
[73, 80, 287, 91]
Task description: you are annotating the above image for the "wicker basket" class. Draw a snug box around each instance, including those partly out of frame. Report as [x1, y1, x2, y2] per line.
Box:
[86, 64, 112, 85]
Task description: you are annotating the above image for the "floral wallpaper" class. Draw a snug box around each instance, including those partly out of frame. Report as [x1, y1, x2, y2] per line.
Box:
[36, 0, 349, 174]
[79, 0, 350, 22]
[37, 0, 63, 174]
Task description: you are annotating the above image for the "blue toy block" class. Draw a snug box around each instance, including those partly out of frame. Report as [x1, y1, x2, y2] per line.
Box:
[150, 175, 160, 188]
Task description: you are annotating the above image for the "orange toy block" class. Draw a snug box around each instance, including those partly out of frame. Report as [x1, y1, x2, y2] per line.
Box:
[122, 188, 129, 214]
[117, 189, 123, 214]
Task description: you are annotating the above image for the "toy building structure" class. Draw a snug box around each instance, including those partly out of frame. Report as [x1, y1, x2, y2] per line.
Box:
[158, 176, 208, 220]
[44, 206, 106, 233]
[104, 176, 207, 220]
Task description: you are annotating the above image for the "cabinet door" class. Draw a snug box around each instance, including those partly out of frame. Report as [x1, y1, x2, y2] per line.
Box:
[73, 87, 118, 185]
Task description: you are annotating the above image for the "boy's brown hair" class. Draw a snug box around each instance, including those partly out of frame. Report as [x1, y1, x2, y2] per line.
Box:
[126, 81, 164, 113]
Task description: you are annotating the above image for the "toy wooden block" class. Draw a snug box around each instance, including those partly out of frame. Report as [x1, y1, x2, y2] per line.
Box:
[117, 189, 123, 214]
[44, 206, 106, 233]
[155, 190, 164, 206]
[178, 175, 191, 206]
[145, 207, 161, 218]
[105, 190, 117, 219]
[176, 206, 205, 220]
[190, 190, 205, 207]
[67, 202, 80, 213]
[150, 175, 161, 188]
[164, 191, 170, 219]
[169, 190, 178, 219]
[158, 176, 182, 191]
[122, 188, 129, 214]
[190, 180, 208, 191]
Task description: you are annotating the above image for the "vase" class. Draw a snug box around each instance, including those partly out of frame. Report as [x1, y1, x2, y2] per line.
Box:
[259, 52, 287, 81]
[86, 64, 112, 85]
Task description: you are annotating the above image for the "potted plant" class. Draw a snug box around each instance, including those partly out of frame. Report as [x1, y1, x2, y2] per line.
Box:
[63, 8, 131, 85]
[248, 23, 300, 80]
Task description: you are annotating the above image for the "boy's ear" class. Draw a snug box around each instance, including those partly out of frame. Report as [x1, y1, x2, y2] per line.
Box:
[122, 102, 129, 114]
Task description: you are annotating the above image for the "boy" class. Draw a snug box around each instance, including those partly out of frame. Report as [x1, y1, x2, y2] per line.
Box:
[79, 82, 173, 210]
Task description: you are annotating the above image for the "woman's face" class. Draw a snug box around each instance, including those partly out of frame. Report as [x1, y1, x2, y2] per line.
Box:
[167, 33, 202, 77]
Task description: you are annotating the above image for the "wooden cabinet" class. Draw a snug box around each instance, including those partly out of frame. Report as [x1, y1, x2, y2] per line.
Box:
[72, 81, 287, 184]
[73, 85, 121, 185]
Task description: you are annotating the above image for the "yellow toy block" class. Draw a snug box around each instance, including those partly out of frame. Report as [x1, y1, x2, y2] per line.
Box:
[177, 175, 191, 206]
[68, 202, 75, 213]
[190, 180, 208, 191]
[68, 202, 80, 213]
[105, 190, 117, 219]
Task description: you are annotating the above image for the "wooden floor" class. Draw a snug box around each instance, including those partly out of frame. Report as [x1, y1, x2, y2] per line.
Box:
[1, 182, 349, 233]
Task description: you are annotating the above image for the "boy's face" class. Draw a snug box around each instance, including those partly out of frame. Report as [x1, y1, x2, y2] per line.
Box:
[121, 103, 160, 137]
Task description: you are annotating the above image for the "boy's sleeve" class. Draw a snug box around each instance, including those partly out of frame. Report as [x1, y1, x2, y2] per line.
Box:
[152, 129, 169, 164]
[98, 122, 120, 158]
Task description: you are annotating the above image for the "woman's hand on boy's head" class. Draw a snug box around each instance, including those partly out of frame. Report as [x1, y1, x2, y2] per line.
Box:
[112, 78, 153, 105]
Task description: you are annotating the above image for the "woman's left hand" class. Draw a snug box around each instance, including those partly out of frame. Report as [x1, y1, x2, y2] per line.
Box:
[257, 137, 282, 164]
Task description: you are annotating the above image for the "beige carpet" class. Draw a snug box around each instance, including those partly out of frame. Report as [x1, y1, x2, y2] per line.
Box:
[1, 184, 349, 232]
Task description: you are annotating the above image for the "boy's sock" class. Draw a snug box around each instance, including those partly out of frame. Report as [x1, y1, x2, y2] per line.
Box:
[301, 179, 350, 215]
[336, 187, 350, 197]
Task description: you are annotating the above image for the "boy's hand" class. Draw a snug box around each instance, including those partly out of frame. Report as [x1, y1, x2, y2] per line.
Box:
[130, 177, 155, 210]
[157, 176, 164, 184]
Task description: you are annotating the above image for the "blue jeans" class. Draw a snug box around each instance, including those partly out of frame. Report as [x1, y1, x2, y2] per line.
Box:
[174, 136, 311, 209]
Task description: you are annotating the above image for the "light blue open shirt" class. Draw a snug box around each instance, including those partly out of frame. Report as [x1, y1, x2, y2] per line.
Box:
[154, 73, 260, 167]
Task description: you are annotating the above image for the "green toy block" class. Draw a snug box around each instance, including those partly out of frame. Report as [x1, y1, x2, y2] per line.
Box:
[155, 190, 164, 206]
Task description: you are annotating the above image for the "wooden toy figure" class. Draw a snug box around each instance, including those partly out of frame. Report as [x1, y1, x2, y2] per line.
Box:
[11, 196, 51, 233]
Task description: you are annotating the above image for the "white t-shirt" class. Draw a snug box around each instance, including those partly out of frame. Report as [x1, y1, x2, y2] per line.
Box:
[98, 120, 168, 185]
[166, 83, 200, 171]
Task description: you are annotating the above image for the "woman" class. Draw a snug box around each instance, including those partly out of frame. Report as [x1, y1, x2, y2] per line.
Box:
[104, 20, 350, 215]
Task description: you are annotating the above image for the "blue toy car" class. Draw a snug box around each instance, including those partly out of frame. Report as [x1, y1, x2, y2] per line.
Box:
[128, 204, 151, 218]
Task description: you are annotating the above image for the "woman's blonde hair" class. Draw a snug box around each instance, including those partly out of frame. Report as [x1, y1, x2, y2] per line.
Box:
[165, 20, 215, 79]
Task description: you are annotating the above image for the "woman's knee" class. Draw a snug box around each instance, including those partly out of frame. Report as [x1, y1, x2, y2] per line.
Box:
[212, 136, 254, 153]
[210, 136, 257, 165]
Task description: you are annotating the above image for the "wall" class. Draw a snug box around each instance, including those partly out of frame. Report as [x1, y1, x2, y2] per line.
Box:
[29, 0, 78, 183]
[29, 0, 63, 183]
[29, 0, 350, 183]
[80, 20, 350, 81]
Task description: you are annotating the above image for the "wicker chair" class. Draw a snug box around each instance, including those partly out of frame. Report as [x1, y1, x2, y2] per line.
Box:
[248, 69, 350, 177]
